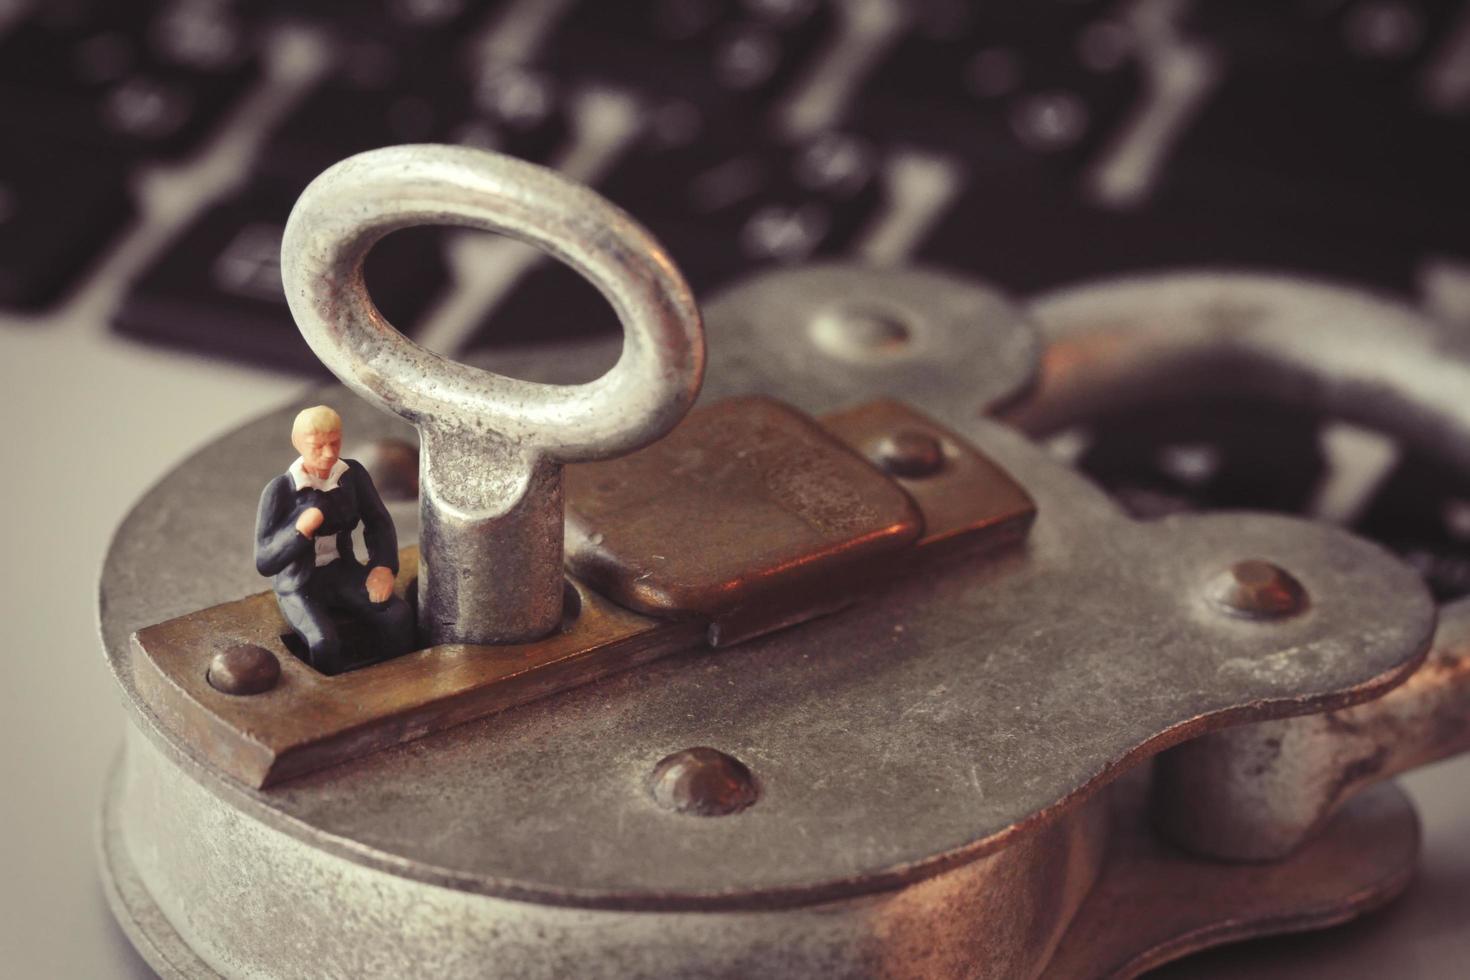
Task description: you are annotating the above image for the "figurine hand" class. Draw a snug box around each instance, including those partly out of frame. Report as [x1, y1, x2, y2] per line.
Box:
[295, 507, 325, 538]
[365, 566, 395, 603]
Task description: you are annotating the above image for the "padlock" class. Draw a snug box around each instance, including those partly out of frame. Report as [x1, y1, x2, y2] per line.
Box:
[98, 147, 1470, 978]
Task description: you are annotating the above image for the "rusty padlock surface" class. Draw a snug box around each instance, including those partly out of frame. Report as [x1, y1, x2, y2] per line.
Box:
[102, 223, 1448, 977]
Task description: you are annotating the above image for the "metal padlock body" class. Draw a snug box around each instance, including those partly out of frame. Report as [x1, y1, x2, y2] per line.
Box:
[99, 266, 1436, 979]
[1010, 271, 1470, 864]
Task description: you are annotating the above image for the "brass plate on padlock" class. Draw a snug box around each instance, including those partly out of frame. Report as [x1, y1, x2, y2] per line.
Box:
[564, 395, 1036, 644]
[131, 555, 701, 788]
[819, 398, 1037, 555]
[130, 393, 1038, 788]
[565, 395, 925, 643]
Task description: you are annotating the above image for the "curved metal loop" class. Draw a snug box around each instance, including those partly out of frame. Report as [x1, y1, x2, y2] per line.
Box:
[281, 144, 705, 462]
[1012, 269, 1470, 862]
[1008, 271, 1470, 472]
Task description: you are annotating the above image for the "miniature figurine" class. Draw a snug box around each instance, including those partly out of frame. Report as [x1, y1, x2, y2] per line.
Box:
[255, 405, 414, 673]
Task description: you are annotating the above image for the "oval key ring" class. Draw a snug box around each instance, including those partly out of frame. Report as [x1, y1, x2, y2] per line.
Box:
[281, 145, 705, 645]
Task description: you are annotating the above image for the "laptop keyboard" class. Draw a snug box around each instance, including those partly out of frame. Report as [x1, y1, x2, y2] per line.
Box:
[3, 0, 1470, 598]
[0, 0, 1461, 361]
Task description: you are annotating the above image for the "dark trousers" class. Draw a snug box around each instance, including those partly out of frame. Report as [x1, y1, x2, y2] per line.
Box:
[275, 559, 415, 673]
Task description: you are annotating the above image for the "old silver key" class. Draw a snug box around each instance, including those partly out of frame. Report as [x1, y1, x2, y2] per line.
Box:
[280, 145, 705, 645]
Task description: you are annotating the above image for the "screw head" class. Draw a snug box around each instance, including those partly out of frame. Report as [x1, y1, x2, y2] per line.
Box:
[207, 644, 281, 695]
[871, 430, 946, 479]
[809, 304, 912, 363]
[1209, 560, 1309, 620]
[650, 747, 759, 816]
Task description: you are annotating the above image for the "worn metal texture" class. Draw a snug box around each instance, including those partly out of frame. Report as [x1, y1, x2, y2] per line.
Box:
[1046, 770, 1420, 980]
[130, 394, 1037, 787]
[1153, 595, 1470, 861]
[100, 730, 1110, 979]
[130, 556, 702, 787]
[281, 145, 705, 644]
[694, 263, 1041, 423]
[100, 735, 1421, 980]
[1013, 269, 1470, 863]
[99, 265, 1436, 975]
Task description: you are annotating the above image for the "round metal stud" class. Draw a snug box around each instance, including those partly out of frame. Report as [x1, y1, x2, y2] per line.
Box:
[809, 304, 911, 361]
[1209, 560, 1309, 620]
[649, 747, 759, 817]
[871, 430, 946, 479]
[207, 644, 281, 696]
[697, 265, 1041, 428]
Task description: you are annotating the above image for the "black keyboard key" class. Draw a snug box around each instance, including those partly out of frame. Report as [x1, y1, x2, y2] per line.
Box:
[113, 189, 449, 372]
[1165, 67, 1470, 258]
[542, 0, 835, 110]
[1187, 0, 1463, 78]
[470, 219, 754, 351]
[1356, 453, 1470, 601]
[598, 121, 884, 270]
[466, 210, 801, 355]
[274, 0, 499, 39]
[849, 0, 1141, 171]
[467, 145, 872, 355]
[595, 108, 759, 212]
[1076, 399, 1329, 519]
[254, 29, 468, 188]
[0, 137, 135, 309]
[255, 76, 458, 188]
[915, 170, 1425, 295]
[465, 221, 757, 352]
[258, 38, 572, 190]
[468, 261, 618, 350]
[450, 63, 572, 165]
[1169, 0, 1470, 263]
[0, 0, 262, 159]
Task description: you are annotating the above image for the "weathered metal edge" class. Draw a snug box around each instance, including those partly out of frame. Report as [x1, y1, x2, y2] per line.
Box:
[100, 731, 1422, 980]
[1045, 776, 1420, 980]
[97, 750, 221, 980]
[119, 575, 1431, 913]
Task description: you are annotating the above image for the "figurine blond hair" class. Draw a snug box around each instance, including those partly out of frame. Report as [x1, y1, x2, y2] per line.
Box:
[291, 404, 342, 439]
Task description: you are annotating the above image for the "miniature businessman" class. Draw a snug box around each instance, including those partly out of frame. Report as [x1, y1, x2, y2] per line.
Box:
[255, 405, 415, 673]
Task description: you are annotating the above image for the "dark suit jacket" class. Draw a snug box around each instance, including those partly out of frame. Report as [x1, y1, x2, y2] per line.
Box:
[255, 459, 399, 594]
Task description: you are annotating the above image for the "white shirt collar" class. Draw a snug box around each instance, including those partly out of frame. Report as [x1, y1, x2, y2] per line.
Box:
[288, 457, 349, 491]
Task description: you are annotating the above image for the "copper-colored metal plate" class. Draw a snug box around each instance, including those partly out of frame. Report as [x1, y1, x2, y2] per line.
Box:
[819, 398, 1037, 556]
[132, 396, 1042, 788]
[1046, 772, 1420, 980]
[565, 395, 924, 644]
[131, 549, 701, 788]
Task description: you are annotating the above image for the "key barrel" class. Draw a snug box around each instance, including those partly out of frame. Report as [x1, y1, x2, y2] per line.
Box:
[281, 145, 704, 644]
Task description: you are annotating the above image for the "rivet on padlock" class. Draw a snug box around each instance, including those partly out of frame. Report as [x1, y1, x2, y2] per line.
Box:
[281, 145, 705, 645]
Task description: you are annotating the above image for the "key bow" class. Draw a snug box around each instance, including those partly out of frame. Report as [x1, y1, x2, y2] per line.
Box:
[281, 144, 705, 644]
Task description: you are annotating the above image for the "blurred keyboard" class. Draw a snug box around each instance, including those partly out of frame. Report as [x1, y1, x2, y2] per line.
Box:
[0, 0, 1465, 367]
[4, 0, 1470, 593]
